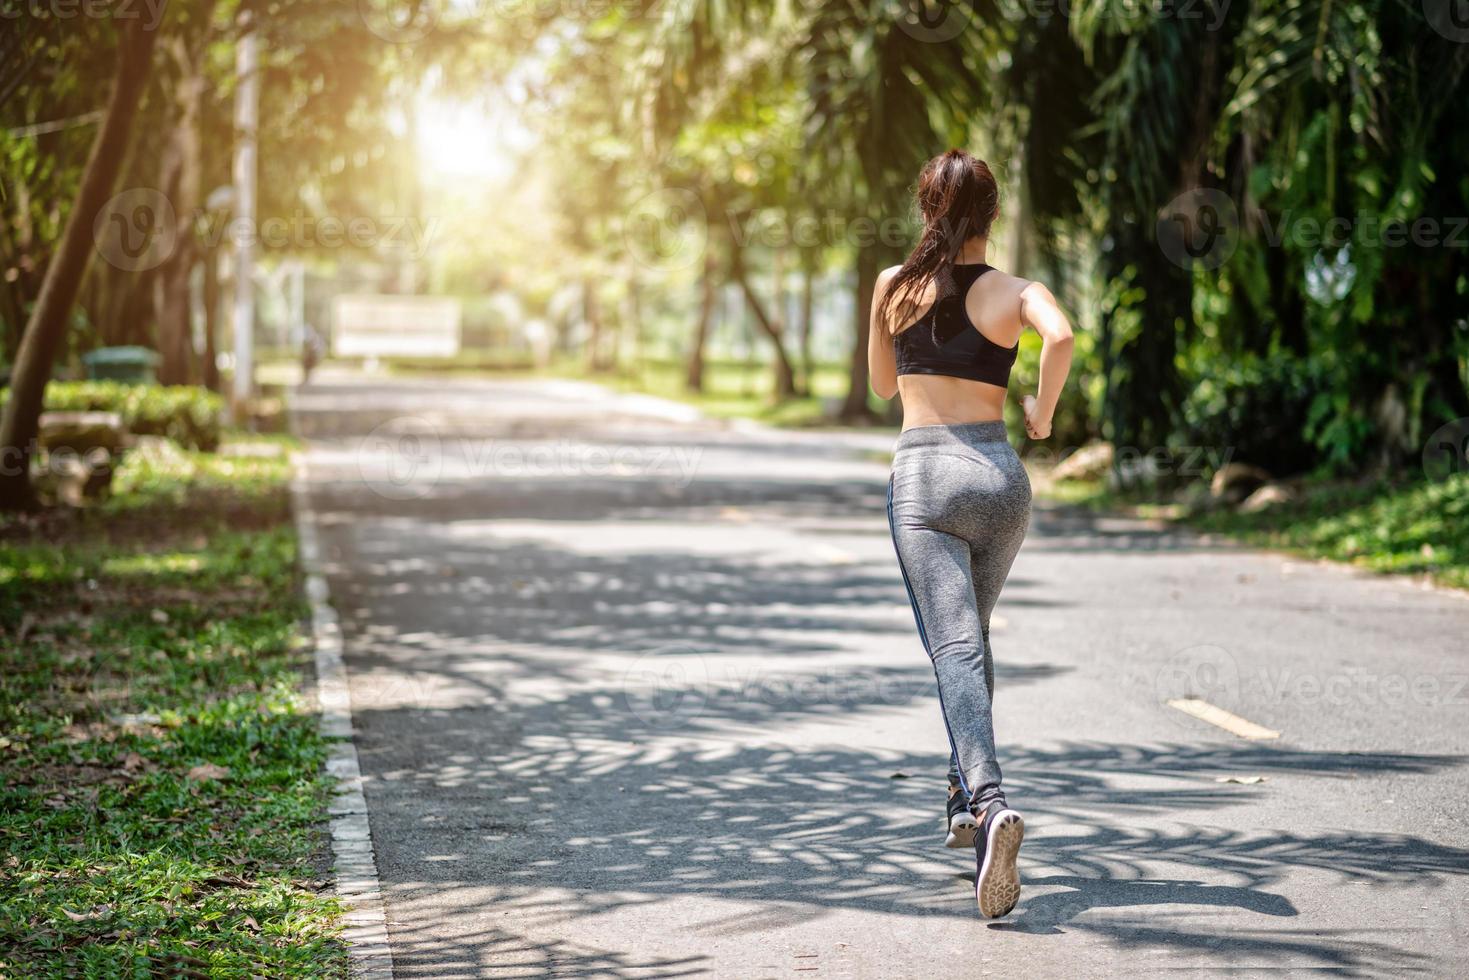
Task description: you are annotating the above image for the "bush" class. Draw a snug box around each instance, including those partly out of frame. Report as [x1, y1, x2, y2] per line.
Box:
[1181, 354, 1322, 476]
[3, 381, 225, 452]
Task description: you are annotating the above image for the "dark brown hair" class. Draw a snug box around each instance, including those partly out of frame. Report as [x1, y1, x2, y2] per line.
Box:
[878, 149, 1000, 333]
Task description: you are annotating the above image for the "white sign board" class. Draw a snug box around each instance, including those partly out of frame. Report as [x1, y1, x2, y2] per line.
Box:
[332, 294, 461, 358]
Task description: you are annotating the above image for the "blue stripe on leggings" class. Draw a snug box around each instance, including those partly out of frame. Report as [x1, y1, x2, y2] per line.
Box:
[887, 476, 973, 802]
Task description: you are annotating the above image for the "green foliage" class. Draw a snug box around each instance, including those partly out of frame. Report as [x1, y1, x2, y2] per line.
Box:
[0, 438, 345, 976]
[1179, 351, 1322, 475]
[1191, 473, 1469, 591]
[6, 382, 226, 452]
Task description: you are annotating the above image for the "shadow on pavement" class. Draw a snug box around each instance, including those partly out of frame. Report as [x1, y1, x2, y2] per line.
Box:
[297, 401, 1466, 978]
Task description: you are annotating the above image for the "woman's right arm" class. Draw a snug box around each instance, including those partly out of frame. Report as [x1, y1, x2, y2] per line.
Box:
[1019, 282, 1074, 439]
[868, 268, 900, 400]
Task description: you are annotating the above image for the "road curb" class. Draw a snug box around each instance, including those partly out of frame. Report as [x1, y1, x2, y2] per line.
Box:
[290, 445, 395, 979]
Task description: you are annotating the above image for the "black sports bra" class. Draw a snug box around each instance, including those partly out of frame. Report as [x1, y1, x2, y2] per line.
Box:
[893, 262, 1017, 388]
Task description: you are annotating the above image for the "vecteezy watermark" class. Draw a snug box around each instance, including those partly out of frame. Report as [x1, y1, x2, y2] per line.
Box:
[623, 188, 709, 273]
[893, 0, 972, 42]
[885, 0, 1235, 38]
[358, 0, 627, 43]
[354, 417, 707, 500]
[1154, 643, 1241, 705]
[1248, 667, 1469, 709]
[1157, 188, 1240, 270]
[93, 188, 178, 273]
[1256, 212, 1469, 250]
[725, 209, 919, 252]
[1423, 0, 1469, 43]
[1137, 642, 1469, 726]
[621, 650, 930, 730]
[0, 0, 168, 31]
[1422, 418, 1469, 481]
[623, 191, 934, 272]
[1023, 443, 1234, 487]
[622, 649, 713, 729]
[0, 442, 117, 478]
[997, 0, 1233, 28]
[357, 416, 444, 501]
[93, 187, 438, 272]
[357, 0, 442, 43]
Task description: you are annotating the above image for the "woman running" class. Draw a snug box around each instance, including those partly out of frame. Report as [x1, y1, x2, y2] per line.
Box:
[869, 149, 1075, 918]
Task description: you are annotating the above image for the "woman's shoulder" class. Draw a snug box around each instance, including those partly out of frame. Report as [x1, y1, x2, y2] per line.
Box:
[978, 267, 1032, 291]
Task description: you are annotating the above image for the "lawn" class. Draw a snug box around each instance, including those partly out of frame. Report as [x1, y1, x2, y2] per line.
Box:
[0, 439, 346, 977]
[1040, 471, 1469, 592]
[1188, 473, 1469, 591]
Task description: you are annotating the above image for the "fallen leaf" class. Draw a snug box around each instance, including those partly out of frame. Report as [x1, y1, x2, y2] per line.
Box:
[203, 873, 252, 889]
[187, 763, 230, 781]
[120, 752, 153, 773]
[1215, 775, 1268, 785]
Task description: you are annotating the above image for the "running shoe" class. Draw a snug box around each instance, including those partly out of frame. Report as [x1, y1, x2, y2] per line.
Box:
[974, 799, 1024, 918]
[944, 788, 979, 849]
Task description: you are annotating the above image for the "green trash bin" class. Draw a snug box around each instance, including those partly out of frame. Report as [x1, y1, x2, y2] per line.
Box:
[81, 346, 161, 384]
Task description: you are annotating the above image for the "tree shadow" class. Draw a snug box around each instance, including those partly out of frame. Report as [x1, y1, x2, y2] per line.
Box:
[293, 392, 1468, 977]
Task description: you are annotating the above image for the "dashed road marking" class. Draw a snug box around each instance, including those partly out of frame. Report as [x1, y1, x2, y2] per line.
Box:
[1167, 697, 1280, 740]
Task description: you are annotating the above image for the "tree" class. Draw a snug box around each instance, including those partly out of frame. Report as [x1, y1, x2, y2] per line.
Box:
[0, 12, 165, 509]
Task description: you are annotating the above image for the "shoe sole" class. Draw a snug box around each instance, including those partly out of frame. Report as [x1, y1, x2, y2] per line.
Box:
[945, 810, 979, 849]
[976, 810, 1024, 918]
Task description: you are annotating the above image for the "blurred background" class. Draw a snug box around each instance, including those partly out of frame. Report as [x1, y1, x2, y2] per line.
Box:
[2, 0, 1467, 525]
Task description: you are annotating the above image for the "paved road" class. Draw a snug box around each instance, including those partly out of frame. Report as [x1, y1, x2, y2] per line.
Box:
[294, 374, 1469, 978]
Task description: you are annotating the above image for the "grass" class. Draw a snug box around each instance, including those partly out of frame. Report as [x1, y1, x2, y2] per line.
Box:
[1039, 471, 1469, 591]
[1189, 473, 1469, 590]
[0, 439, 346, 977]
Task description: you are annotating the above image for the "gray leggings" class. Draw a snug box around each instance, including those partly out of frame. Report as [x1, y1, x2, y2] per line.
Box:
[886, 420, 1031, 812]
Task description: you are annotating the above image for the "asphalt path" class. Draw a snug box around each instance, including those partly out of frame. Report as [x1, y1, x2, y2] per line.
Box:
[294, 372, 1469, 978]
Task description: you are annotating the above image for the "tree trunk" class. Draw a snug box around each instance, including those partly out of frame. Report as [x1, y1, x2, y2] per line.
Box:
[730, 244, 797, 400]
[798, 256, 815, 396]
[839, 246, 879, 422]
[0, 176, 40, 362]
[629, 275, 642, 367]
[201, 245, 221, 392]
[0, 15, 163, 509]
[584, 278, 608, 372]
[685, 251, 716, 392]
[155, 20, 214, 385]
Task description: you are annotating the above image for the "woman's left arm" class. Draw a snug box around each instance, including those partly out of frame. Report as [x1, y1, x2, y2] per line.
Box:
[1020, 282, 1074, 439]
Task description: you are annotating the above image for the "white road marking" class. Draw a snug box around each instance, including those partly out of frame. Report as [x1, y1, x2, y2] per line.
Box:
[1167, 697, 1281, 740]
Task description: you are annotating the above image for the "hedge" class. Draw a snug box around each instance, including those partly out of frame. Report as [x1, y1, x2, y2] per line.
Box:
[2, 381, 225, 452]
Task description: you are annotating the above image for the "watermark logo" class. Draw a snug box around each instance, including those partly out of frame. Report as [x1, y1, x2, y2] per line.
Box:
[622, 649, 711, 729]
[351, 416, 706, 499]
[1422, 418, 1469, 481]
[358, 0, 442, 43]
[624, 188, 708, 272]
[356, 416, 443, 500]
[1157, 188, 1239, 270]
[894, 0, 972, 42]
[0, 0, 168, 31]
[1424, 0, 1469, 43]
[1154, 644, 1241, 729]
[93, 187, 176, 272]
